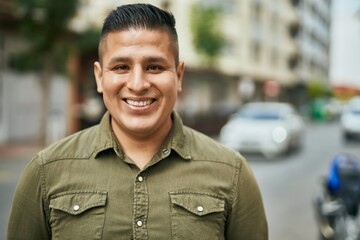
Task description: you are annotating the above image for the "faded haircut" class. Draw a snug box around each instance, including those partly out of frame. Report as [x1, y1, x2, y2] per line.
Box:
[98, 3, 179, 65]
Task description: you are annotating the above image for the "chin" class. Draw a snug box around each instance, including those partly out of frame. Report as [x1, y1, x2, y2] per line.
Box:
[124, 117, 158, 132]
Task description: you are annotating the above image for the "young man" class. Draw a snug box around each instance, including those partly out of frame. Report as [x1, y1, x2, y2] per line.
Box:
[8, 3, 268, 239]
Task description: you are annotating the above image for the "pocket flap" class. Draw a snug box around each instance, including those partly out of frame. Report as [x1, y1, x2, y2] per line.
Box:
[49, 191, 107, 215]
[170, 191, 225, 216]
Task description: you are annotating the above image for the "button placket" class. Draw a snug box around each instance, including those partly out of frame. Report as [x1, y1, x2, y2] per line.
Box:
[136, 220, 143, 227]
[133, 173, 148, 239]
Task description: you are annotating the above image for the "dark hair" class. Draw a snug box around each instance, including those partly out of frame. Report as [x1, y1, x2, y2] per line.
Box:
[99, 3, 179, 64]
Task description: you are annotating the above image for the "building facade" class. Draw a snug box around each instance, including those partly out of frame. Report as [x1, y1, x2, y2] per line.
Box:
[296, 0, 332, 85]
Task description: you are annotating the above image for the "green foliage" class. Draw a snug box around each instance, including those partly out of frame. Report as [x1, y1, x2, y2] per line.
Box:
[9, 51, 43, 71]
[307, 80, 331, 99]
[16, 0, 79, 51]
[190, 3, 226, 66]
[9, 0, 84, 73]
[9, 43, 70, 73]
[73, 30, 101, 54]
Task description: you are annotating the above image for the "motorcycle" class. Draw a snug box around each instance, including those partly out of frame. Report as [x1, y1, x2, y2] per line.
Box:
[313, 153, 360, 240]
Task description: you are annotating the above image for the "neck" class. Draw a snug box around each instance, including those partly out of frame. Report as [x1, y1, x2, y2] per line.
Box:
[112, 120, 172, 169]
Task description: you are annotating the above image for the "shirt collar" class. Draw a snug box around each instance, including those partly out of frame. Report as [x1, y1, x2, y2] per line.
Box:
[93, 111, 191, 160]
[93, 112, 123, 158]
[167, 111, 192, 160]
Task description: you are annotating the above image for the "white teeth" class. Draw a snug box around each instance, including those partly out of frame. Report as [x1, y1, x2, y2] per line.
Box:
[126, 99, 153, 107]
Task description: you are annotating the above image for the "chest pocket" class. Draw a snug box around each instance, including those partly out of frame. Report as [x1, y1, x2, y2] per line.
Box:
[49, 190, 107, 240]
[169, 191, 226, 240]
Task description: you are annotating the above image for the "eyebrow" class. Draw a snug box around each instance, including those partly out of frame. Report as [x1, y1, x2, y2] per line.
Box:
[145, 57, 169, 65]
[108, 57, 130, 66]
[108, 56, 170, 66]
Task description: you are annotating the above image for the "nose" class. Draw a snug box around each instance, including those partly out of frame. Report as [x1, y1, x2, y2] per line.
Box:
[126, 66, 150, 93]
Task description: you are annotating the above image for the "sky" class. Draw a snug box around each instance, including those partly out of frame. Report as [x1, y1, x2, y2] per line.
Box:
[330, 0, 360, 88]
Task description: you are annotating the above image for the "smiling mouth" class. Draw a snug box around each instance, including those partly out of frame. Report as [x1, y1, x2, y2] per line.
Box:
[125, 99, 155, 107]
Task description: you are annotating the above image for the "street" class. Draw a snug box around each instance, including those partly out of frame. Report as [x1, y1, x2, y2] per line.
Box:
[248, 120, 360, 240]
[1, 120, 359, 239]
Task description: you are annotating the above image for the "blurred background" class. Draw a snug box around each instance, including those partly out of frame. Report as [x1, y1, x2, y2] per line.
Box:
[0, 0, 359, 239]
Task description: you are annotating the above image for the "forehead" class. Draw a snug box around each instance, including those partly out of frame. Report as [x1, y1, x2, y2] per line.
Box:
[99, 29, 175, 62]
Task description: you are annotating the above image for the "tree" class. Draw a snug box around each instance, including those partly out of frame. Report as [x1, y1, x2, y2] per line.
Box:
[11, 0, 81, 145]
[190, 3, 226, 67]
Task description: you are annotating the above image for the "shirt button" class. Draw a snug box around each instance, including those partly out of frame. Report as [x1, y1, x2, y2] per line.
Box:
[136, 220, 143, 227]
[138, 176, 144, 182]
[162, 148, 169, 154]
[197, 206, 204, 212]
[73, 205, 80, 211]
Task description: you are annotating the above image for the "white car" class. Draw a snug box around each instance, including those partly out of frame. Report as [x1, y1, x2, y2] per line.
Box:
[340, 96, 360, 141]
[219, 102, 304, 158]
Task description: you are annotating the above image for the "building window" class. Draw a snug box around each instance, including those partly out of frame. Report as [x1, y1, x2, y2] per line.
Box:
[271, 48, 278, 67]
[222, 40, 235, 56]
[270, 13, 280, 47]
[252, 41, 261, 63]
[251, 0, 263, 42]
[251, 1, 262, 24]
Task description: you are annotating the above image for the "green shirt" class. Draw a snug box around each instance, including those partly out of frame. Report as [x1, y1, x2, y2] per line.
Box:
[8, 112, 267, 240]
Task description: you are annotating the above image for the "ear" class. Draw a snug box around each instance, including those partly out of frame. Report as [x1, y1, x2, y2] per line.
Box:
[94, 61, 103, 93]
[176, 61, 185, 92]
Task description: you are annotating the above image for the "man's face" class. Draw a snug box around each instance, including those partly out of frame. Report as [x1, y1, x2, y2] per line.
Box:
[94, 29, 184, 140]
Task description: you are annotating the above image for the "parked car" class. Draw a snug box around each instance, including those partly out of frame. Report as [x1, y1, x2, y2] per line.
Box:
[340, 96, 360, 141]
[219, 102, 304, 158]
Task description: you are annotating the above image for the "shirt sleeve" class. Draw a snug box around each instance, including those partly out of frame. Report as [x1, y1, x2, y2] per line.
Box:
[7, 153, 51, 240]
[226, 155, 268, 240]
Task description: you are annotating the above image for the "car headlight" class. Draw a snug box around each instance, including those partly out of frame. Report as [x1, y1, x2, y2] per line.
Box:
[272, 126, 288, 143]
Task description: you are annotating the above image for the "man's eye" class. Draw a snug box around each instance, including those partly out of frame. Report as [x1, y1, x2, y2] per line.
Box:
[113, 65, 129, 71]
[147, 65, 163, 71]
